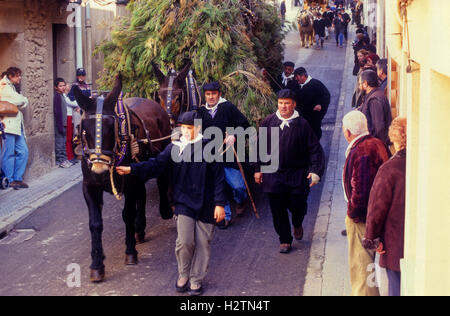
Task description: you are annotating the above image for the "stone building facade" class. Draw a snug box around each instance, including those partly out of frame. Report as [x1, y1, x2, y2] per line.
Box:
[0, 0, 129, 180]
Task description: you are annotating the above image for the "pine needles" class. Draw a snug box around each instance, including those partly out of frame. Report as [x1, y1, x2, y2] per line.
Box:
[95, 0, 286, 126]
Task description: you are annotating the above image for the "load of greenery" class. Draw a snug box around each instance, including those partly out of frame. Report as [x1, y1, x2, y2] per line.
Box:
[95, 0, 286, 126]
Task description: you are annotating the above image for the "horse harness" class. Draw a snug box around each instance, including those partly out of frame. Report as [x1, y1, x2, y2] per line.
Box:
[80, 92, 152, 200]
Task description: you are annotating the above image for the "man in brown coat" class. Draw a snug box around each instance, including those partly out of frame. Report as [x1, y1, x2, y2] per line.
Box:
[364, 117, 407, 296]
[342, 110, 389, 296]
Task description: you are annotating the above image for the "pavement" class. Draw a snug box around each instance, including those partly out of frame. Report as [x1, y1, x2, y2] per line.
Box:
[0, 163, 82, 238]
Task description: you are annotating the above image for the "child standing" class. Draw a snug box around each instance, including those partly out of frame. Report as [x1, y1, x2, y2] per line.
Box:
[53, 78, 71, 168]
[117, 111, 227, 296]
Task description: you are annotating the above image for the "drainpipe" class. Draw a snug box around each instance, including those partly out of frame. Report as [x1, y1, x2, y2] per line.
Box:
[85, 1, 93, 85]
[75, 1, 83, 69]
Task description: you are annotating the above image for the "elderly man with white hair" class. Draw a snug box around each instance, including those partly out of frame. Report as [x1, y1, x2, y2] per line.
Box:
[342, 110, 389, 296]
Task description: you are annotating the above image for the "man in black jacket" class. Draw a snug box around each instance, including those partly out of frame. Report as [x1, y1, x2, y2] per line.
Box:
[254, 89, 325, 253]
[271, 61, 295, 93]
[288, 67, 331, 139]
[197, 82, 251, 226]
[117, 111, 227, 296]
[357, 70, 392, 148]
[313, 13, 326, 50]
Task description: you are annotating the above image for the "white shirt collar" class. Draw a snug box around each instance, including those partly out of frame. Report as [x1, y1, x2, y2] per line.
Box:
[173, 133, 204, 156]
[345, 132, 370, 158]
[300, 75, 313, 88]
[205, 97, 227, 112]
[276, 110, 300, 130]
[282, 72, 295, 86]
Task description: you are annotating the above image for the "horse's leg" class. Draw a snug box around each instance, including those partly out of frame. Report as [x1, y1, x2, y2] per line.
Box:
[135, 181, 147, 244]
[123, 181, 138, 265]
[157, 171, 173, 220]
[83, 183, 105, 282]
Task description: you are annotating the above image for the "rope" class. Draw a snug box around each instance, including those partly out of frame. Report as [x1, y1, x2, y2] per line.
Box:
[150, 131, 180, 143]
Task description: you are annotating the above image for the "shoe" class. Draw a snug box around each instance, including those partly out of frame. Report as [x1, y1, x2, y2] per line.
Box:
[188, 284, 203, 296]
[59, 160, 72, 168]
[9, 181, 21, 190]
[14, 181, 29, 189]
[236, 202, 247, 216]
[175, 278, 189, 293]
[294, 226, 304, 240]
[341, 229, 347, 236]
[217, 219, 232, 230]
[279, 243, 292, 254]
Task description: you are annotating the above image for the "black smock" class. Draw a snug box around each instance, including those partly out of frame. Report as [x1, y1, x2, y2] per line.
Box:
[287, 78, 330, 139]
[255, 114, 325, 196]
[130, 139, 227, 224]
[197, 100, 250, 169]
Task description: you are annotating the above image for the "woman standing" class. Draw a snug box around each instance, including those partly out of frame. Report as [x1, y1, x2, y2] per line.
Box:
[363, 117, 407, 296]
[0, 67, 29, 189]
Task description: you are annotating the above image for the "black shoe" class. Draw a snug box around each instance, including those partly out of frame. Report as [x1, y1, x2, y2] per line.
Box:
[188, 285, 203, 296]
[176, 279, 189, 293]
[279, 244, 292, 254]
[217, 219, 232, 230]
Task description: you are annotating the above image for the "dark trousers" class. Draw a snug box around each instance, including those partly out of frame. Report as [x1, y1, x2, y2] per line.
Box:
[55, 127, 67, 164]
[386, 269, 401, 296]
[268, 192, 308, 244]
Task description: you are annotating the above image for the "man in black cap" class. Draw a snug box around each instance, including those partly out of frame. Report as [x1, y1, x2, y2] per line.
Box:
[68, 68, 91, 101]
[288, 67, 330, 139]
[272, 61, 295, 93]
[197, 81, 250, 227]
[117, 111, 227, 296]
[254, 89, 325, 253]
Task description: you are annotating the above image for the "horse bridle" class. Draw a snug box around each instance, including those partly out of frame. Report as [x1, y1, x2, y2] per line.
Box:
[81, 92, 137, 168]
[81, 96, 117, 167]
[159, 70, 186, 123]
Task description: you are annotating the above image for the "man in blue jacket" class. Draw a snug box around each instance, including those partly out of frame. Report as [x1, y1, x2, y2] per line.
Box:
[117, 111, 227, 296]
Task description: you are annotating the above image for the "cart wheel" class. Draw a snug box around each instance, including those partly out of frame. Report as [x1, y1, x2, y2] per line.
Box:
[1, 177, 9, 189]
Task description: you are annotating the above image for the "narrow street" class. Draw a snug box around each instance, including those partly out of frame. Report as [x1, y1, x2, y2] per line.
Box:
[0, 6, 347, 297]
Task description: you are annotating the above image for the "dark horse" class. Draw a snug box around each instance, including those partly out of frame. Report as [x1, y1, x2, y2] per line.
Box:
[73, 74, 172, 282]
[152, 61, 201, 127]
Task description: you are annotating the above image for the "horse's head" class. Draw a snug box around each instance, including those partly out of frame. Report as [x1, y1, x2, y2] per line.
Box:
[152, 61, 192, 128]
[74, 74, 122, 174]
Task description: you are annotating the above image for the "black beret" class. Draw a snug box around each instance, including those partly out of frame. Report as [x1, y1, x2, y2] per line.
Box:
[202, 81, 221, 91]
[76, 68, 86, 76]
[293, 67, 307, 76]
[283, 61, 295, 68]
[276, 89, 296, 100]
[177, 111, 201, 126]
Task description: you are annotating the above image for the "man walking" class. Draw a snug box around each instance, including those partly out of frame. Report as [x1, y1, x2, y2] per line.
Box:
[342, 110, 389, 296]
[313, 13, 326, 50]
[357, 70, 392, 148]
[197, 82, 250, 228]
[255, 89, 325, 254]
[272, 61, 296, 93]
[288, 67, 330, 140]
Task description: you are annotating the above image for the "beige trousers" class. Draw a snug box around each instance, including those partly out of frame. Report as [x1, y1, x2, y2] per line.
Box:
[175, 215, 215, 287]
[345, 216, 380, 296]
